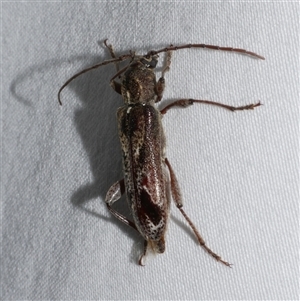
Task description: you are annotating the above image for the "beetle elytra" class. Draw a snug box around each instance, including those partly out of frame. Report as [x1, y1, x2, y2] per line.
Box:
[58, 40, 264, 266]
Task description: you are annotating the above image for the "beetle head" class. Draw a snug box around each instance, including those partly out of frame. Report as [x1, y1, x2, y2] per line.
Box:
[138, 54, 159, 69]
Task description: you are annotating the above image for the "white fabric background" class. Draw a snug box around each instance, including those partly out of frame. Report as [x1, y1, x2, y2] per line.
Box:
[2, 1, 299, 300]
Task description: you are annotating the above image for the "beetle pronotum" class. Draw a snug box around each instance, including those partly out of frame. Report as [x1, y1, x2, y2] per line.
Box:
[58, 40, 264, 266]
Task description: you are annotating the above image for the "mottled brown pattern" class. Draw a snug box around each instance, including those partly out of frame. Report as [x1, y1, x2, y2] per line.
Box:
[118, 104, 170, 242]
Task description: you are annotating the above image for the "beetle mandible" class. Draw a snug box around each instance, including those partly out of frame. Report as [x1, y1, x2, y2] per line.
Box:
[58, 40, 264, 266]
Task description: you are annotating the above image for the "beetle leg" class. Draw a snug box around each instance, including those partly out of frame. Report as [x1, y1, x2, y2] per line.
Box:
[104, 39, 121, 94]
[104, 39, 124, 95]
[138, 237, 166, 266]
[110, 63, 134, 95]
[105, 179, 137, 231]
[110, 80, 122, 95]
[138, 240, 148, 266]
[165, 158, 232, 267]
[160, 98, 261, 114]
[104, 39, 120, 73]
[156, 49, 172, 103]
[162, 48, 173, 77]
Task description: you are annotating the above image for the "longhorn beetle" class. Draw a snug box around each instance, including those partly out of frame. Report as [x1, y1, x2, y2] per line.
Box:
[58, 40, 264, 266]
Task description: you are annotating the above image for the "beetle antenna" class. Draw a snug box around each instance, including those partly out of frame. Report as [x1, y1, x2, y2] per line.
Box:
[148, 43, 265, 60]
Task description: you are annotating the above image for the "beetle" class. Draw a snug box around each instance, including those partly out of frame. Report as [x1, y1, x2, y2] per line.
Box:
[58, 40, 264, 266]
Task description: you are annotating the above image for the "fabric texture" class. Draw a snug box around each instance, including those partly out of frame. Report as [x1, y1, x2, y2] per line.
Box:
[2, 2, 299, 300]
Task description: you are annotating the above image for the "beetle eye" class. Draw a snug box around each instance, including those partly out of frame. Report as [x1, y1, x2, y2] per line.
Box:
[149, 58, 158, 68]
[141, 57, 158, 68]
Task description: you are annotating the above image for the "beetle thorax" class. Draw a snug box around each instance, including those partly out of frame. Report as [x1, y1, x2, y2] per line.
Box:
[121, 63, 157, 105]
